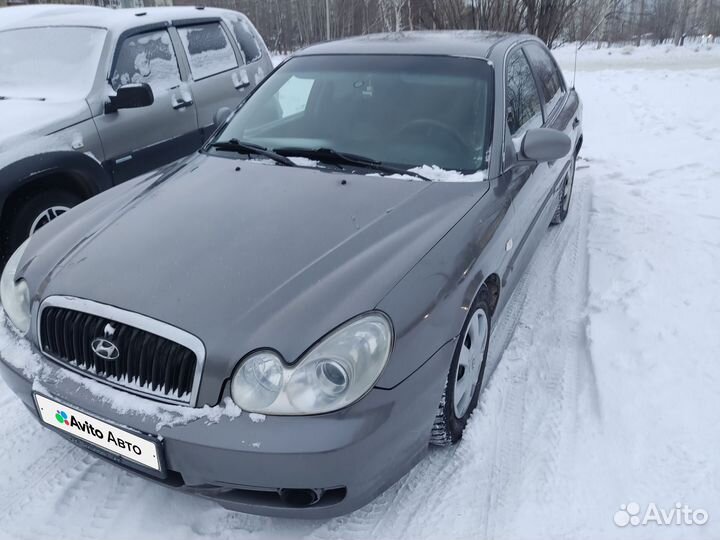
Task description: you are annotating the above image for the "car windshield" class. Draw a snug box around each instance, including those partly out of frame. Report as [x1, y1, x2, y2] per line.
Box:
[216, 55, 494, 174]
[0, 27, 107, 101]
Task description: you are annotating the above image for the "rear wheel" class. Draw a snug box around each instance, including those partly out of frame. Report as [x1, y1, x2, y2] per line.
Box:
[1, 189, 82, 260]
[551, 153, 577, 225]
[430, 289, 491, 446]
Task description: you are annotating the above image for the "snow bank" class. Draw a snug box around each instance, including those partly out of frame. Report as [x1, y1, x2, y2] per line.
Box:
[554, 41, 720, 72]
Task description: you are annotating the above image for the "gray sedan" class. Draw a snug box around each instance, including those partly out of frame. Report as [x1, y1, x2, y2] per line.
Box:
[0, 31, 582, 518]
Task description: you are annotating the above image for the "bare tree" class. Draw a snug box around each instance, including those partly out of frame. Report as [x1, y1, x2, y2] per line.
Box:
[5, 0, 713, 50]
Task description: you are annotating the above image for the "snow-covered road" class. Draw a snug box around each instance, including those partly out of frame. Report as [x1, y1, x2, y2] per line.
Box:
[1, 49, 720, 540]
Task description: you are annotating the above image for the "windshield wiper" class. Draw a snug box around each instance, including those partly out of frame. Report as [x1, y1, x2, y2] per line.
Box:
[274, 147, 431, 181]
[0, 95, 45, 101]
[208, 139, 296, 167]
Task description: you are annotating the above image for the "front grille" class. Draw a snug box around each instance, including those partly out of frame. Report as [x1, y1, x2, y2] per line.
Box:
[39, 303, 200, 405]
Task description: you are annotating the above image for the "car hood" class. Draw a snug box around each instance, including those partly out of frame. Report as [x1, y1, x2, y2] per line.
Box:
[0, 99, 91, 151]
[22, 155, 488, 404]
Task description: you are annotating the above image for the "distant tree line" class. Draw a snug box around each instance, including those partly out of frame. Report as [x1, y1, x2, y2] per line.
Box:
[171, 0, 718, 50]
[566, 0, 718, 46]
[5, 0, 719, 49]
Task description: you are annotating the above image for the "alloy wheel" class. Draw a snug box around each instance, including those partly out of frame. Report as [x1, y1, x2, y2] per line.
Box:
[30, 206, 70, 236]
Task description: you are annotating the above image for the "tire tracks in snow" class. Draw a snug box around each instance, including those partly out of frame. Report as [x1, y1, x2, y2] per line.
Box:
[0, 394, 91, 522]
[0, 381, 136, 540]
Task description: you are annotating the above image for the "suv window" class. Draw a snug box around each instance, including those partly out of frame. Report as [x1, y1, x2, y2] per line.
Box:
[524, 43, 566, 115]
[506, 48, 543, 136]
[230, 17, 262, 63]
[111, 30, 181, 92]
[178, 23, 238, 80]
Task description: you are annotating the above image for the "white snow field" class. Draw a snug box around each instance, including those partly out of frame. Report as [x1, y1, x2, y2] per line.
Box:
[1, 45, 720, 540]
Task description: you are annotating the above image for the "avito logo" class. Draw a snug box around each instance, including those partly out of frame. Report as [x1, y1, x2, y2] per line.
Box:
[54, 408, 144, 457]
[55, 410, 69, 426]
[614, 502, 709, 527]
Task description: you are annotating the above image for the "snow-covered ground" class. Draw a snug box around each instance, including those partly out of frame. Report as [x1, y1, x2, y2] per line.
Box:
[1, 46, 720, 539]
[554, 39, 720, 71]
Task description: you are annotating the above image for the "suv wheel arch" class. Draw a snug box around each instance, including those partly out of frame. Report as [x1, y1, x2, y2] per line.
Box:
[0, 152, 112, 261]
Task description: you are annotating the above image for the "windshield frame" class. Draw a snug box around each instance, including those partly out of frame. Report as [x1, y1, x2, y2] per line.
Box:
[0, 24, 108, 101]
[205, 53, 495, 177]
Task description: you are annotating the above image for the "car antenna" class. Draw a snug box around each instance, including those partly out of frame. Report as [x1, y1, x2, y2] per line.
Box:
[572, 7, 621, 89]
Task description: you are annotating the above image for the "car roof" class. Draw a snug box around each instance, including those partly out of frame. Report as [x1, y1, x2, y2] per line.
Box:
[0, 5, 245, 32]
[295, 31, 536, 60]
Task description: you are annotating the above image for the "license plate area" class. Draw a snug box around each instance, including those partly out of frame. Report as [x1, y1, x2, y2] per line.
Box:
[34, 393, 162, 472]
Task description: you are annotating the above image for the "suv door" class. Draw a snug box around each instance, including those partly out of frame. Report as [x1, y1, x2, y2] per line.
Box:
[175, 20, 246, 141]
[226, 14, 270, 91]
[96, 27, 201, 183]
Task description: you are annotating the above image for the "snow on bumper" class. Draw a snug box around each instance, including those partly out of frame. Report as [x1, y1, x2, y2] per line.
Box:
[0, 314, 451, 517]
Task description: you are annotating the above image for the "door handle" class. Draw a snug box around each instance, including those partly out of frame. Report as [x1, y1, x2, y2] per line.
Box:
[232, 71, 250, 90]
[172, 96, 193, 110]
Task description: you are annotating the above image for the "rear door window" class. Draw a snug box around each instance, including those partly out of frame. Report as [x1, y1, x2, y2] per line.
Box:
[505, 48, 543, 136]
[230, 17, 262, 63]
[111, 30, 181, 91]
[178, 22, 238, 80]
[523, 43, 566, 116]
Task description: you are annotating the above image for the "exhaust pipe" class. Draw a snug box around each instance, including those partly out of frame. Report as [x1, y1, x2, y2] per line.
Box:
[278, 488, 325, 507]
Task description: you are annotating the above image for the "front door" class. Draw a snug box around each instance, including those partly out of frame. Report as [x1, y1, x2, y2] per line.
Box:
[96, 28, 201, 183]
[501, 46, 555, 291]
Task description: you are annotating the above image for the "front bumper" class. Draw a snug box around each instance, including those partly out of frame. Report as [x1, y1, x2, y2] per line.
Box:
[0, 331, 452, 518]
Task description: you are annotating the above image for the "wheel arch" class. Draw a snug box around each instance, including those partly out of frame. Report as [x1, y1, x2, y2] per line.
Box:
[482, 273, 501, 315]
[0, 152, 112, 223]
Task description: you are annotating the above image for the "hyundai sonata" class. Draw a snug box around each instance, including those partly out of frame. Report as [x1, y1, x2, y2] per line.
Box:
[0, 31, 582, 517]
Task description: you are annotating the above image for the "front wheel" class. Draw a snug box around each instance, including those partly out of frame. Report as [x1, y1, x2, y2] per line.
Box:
[551, 154, 577, 225]
[430, 290, 491, 446]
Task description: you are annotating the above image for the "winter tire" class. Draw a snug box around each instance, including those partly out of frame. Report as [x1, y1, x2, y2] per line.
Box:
[551, 153, 577, 225]
[430, 288, 491, 446]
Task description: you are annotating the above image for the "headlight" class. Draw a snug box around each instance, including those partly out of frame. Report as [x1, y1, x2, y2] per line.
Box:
[0, 239, 31, 335]
[231, 313, 392, 415]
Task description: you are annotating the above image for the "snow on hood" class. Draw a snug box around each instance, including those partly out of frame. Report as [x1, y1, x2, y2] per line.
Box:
[377, 165, 489, 183]
[0, 99, 91, 151]
[262, 158, 488, 183]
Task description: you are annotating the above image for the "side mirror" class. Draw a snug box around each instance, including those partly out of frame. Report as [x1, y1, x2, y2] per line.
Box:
[519, 128, 571, 162]
[105, 83, 154, 113]
[214, 106, 232, 127]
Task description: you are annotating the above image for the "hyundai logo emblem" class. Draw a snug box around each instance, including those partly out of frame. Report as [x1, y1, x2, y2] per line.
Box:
[91, 338, 120, 361]
[91, 323, 120, 361]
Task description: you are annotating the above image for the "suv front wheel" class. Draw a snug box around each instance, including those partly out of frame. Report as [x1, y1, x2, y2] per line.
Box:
[2, 188, 82, 260]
